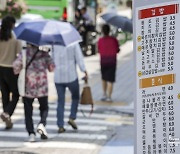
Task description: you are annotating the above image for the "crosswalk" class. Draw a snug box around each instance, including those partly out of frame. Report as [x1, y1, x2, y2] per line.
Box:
[0, 100, 125, 150]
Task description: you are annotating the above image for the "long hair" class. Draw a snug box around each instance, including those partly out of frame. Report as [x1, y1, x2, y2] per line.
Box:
[0, 15, 16, 41]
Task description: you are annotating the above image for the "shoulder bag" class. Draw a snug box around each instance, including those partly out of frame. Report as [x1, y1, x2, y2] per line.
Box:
[80, 80, 94, 117]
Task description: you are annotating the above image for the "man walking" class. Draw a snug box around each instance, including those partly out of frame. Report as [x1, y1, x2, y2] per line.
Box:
[53, 43, 87, 133]
[98, 24, 120, 102]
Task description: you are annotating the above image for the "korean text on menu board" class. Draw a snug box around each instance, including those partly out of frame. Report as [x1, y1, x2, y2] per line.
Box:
[137, 3, 180, 154]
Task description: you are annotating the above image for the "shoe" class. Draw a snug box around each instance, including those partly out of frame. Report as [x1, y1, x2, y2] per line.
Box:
[58, 127, 66, 133]
[106, 97, 113, 102]
[28, 133, 35, 142]
[1, 112, 13, 129]
[101, 95, 107, 101]
[37, 123, 48, 139]
[5, 123, 13, 130]
[68, 119, 78, 130]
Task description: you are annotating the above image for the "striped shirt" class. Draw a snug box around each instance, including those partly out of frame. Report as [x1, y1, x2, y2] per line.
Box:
[53, 43, 86, 83]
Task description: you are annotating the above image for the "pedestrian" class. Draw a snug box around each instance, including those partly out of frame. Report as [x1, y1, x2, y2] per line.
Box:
[74, 8, 83, 29]
[98, 24, 120, 102]
[13, 43, 55, 142]
[80, 7, 93, 26]
[53, 43, 87, 133]
[0, 15, 22, 129]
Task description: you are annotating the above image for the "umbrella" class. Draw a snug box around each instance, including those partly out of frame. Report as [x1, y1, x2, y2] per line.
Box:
[14, 20, 82, 46]
[101, 13, 133, 33]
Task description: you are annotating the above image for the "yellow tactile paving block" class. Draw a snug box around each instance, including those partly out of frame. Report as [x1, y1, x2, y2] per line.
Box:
[105, 117, 133, 125]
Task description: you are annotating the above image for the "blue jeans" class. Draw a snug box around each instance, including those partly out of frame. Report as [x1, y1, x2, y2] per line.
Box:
[55, 79, 79, 127]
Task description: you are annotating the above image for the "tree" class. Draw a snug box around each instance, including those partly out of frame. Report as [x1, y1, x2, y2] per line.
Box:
[0, 0, 27, 19]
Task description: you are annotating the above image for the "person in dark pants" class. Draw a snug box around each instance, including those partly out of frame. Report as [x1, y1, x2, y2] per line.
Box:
[98, 24, 120, 102]
[55, 79, 80, 131]
[0, 15, 22, 129]
[0, 67, 19, 115]
[53, 43, 87, 133]
[13, 44, 54, 142]
[23, 97, 48, 140]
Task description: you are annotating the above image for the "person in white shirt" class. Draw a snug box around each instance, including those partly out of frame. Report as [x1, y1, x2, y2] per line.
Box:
[53, 43, 87, 133]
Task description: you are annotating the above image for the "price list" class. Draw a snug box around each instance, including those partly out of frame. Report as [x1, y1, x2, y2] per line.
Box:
[136, 2, 180, 154]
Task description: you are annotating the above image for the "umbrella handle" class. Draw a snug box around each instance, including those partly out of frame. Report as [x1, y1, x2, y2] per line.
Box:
[52, 44, 54, 52]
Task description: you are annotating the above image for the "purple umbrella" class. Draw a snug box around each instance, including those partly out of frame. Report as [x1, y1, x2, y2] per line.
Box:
[14, 20, 82, 46]
[101, 13, 133, 33]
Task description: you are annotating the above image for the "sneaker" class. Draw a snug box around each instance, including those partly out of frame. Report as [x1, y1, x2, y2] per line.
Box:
[106, 97, 113, 102]
[37, 123, 48, 139]
[1, 112, 13, 129]
[28, 133, 35, 142]
[58, 127, 66, 133]
[68, 119, 78, 130]
[101, 95, 107, 101]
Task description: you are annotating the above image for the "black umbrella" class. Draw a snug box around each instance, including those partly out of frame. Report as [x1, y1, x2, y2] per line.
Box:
[101, 13, 133, 33]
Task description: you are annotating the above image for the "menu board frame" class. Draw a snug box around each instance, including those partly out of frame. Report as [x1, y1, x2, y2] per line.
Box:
[134, 0, 180, 154]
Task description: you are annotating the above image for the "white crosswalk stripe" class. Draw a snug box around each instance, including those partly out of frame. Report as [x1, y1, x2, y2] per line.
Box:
[0, 101, 121, 149]
[0, 141, 100, 149]
[0, 123, 108, 131]
[0, 105, 123, 119]
[0, 131, 108, 140]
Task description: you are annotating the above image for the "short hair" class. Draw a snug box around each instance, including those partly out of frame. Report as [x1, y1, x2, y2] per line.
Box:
[81, 7, 87, 11]
[102, 24, 110, 36]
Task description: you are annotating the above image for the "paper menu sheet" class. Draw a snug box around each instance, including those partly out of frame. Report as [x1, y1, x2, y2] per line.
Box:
[135, 2, 180, 154]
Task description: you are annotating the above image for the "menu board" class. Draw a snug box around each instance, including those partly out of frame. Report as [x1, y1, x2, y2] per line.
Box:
[135, 2, 180, 154]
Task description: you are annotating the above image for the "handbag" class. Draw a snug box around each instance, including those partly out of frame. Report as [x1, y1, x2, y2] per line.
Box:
[18, 50, 26, 96]
[18, 49, 39, 96]
[80, 81, 94, 116]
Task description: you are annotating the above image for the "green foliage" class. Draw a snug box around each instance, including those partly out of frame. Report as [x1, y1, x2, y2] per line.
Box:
[0, 0, 27, 19]
[118, 32, 133, 45]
